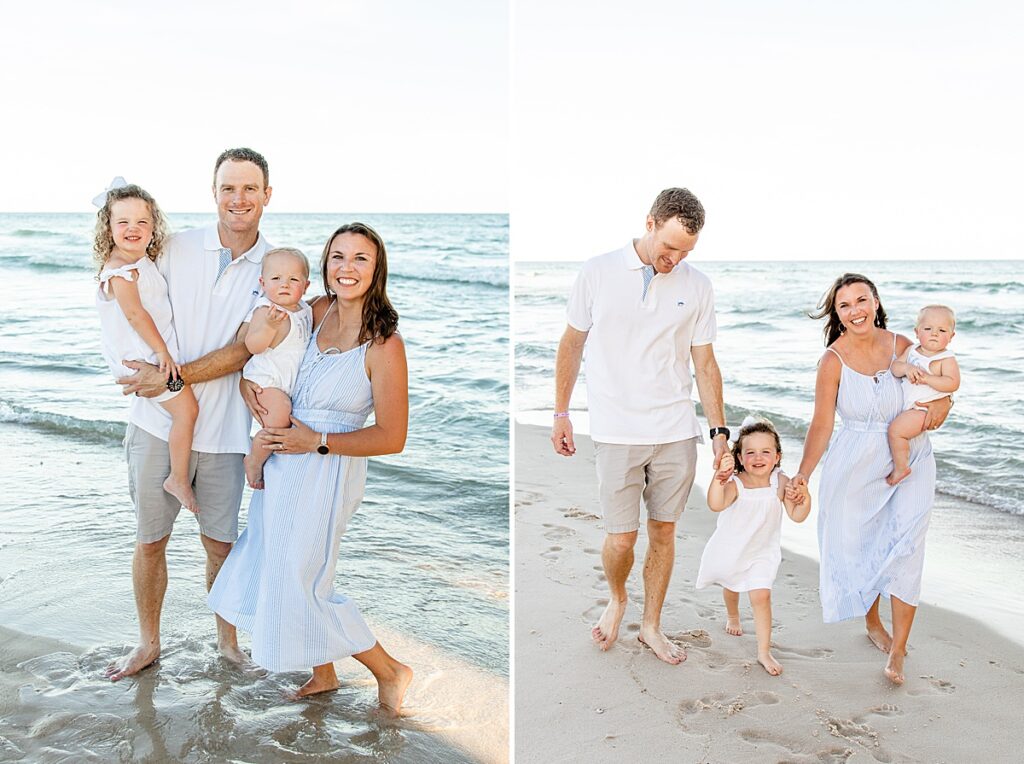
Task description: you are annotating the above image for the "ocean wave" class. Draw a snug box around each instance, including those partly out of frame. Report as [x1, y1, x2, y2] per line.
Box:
[6, 228, 65, 238]
[391, 264, 508, 289]
[0, 352, 103, 375]
[0, 254, 87, 272]
[0, 401, 123, 445]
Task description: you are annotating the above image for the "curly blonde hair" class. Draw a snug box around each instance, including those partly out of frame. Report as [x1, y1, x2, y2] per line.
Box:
[93, 185, 170, 276]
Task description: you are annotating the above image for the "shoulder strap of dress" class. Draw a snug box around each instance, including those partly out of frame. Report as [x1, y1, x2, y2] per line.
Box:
[825, 346, 846, 366]
[98, 261, 142, 285]
[769, 468, 780, 489]
[314, 297, 337, 337]
[731, 474, 744, 492]
[891, 330, 898, 359]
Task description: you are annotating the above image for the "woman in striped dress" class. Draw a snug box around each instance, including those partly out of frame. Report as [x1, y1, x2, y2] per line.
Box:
[209, 222, 412, 709]
[789, 274, 951, 685]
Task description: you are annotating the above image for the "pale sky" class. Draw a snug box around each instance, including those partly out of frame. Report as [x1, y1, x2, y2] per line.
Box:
[511, 1, 1024, 261]
[0, 1, 507, 213]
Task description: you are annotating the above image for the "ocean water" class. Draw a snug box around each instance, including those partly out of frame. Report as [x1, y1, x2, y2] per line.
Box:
[516, 257, 1024, 642]
[0, 212, 508, 759]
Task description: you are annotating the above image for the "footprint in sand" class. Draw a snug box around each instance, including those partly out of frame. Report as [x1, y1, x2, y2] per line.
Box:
[670, 629, 713, 649]
[774, 645, 834, 660]
[563, 506, 600, 520]
[542, 524, 575, 542]
[583, 600, 610, 622]
[540, 545, 563, 561]
[583, 547, 601, 556]
[907, 675, 955, 695]
[862, 703, 902, 718]
[625, 622, 640, 633]
[739, 729, 855, 763]
[821, 716, 892, 763]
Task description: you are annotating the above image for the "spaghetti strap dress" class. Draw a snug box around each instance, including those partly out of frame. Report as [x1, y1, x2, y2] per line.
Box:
[208, 319, 377, 671]
[817, 332, 936, 623]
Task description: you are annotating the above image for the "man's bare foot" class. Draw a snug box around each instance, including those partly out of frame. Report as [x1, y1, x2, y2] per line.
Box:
[377, 662, 414, 715]
[637, 627, 685, 665]
[287, 674, 341, 700]
[591, 598, 627, 651]
[866, 624, 893, 653]
[243, 455, 265, 490]
[884, 650, 905, 685]
[725, 615, 743, 636]
[163, 475, 199, 513]
[104, 644, 160, 682]
[886, 466, 912, 486]
[758, 650, 783, 676]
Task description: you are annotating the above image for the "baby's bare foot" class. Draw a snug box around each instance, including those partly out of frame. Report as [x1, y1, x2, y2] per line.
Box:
[591, 598, 627, 651]
[163, 476, 198, 513]
[758, 650, 783, 676]
[243, 455, 265, 490]
[725, 616, 743, 636]
[886, 466, 912, 486]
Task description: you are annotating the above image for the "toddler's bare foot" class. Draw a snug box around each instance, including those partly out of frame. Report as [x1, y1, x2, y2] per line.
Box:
[758, 650, 783, 676]
[725, 615, 743, 636]
[886, 466, 912, 486]
[591, 598, 627, 651]
[163, 476, 198, 513]
[866, 624, 893, 653]
[243, 455, 265, 490]
[884, 650, 905, 685]
[637, 627, 685, 665]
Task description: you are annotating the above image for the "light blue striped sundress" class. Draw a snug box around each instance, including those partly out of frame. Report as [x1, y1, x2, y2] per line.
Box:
[208, 323, 378, 672]
[817, 333, 936, 623]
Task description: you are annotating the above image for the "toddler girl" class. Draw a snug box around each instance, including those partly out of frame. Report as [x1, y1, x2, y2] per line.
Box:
[94, 182, 199, 513]
[242, 247, 313, 488]
[696, 417, 811, 675]
[886, 305, 960, 486]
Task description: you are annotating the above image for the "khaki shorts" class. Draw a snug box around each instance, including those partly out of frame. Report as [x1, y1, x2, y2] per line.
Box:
[124, 423, 245, 544]
[594, 438, 698, 534]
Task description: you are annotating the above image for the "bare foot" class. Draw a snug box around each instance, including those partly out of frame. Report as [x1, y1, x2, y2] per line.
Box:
[163, 475, 199, 513]
[591, 598, 627, 651]
[758, 650, 783, 676]
[104, 643, 160, 682]
[884, 650, 905, 685]
[725, 615, 743, 636]
[243, 455, 265, 490]
[866, 624, 893, 653]
[637, 627, 685, 665]
[287, 674, 341, 700]
[377, 662, 414, 715]
[218, 642, 262, 672]
[886, 466, 912, 486]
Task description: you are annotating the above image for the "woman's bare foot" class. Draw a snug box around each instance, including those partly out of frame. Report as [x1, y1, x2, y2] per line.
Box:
[637, 627, 685, 665]
[591, 598, 627, 651]
[163, 475, 199, 513]
[243, 455, 265, 490]
[378, 662, 414, 714]
[288, 674, 341, 700]
[884, 650, 905, 685]
[104, 643, 160, 682]
[758, 650, 783, 676]
[886, 466, 912, 486]
[866, 623, 893, 653]
[725, 615, 743, 636]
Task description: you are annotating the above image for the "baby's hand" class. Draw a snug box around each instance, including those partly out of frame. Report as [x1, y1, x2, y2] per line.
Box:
[905, 366, 925, 384]
[715, 452, 735, 483]
[266, 305, 288, 326]
[155, 351, 171, 376]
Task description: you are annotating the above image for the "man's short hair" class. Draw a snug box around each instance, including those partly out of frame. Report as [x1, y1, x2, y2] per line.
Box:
[649, 188, 705, 235]
[214, 147, 270, 188]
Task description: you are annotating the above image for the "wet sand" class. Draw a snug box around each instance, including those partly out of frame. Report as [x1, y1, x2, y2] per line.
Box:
[515, 424, 1023, 763]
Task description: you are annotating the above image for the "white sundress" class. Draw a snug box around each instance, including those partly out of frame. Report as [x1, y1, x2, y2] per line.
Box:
[208, 322, 377, 672]
[818, 334, 936, 623]
[95, 257, 180, 403]
[695, 469, 784, 592]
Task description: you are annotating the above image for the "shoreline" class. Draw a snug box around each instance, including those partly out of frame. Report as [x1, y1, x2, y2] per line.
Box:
[515, 423, 1023, 762]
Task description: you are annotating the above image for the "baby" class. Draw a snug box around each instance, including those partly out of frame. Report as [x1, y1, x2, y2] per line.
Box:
[242, 247, 313, 488]
[887, 305, 961, 486]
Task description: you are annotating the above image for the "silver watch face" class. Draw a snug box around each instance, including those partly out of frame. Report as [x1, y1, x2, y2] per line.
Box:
[167, 376, 185, 392]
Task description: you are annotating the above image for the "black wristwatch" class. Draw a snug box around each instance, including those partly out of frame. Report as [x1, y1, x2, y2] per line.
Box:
[317, 432, 329, 455]
[709, 426, 730, 441]
[166, 375, 185, 393]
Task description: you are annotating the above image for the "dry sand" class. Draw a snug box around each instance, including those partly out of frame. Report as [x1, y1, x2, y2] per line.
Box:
[515, 424, 1023, 763]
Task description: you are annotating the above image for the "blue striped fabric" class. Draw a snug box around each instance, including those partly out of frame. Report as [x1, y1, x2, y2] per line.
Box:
[208, 331, 378, 671]
[641, 264, 655, 300]
[817, 340, 935, 623]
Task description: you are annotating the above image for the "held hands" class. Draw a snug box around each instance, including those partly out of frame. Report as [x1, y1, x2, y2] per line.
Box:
[155, 351, 182, 382]
[240, 378, 268, 427]
[714, 451, 735, 485]
[257, 416, 318, 455]
[551, 416, 576, 457]
[117, 360, 166, 398]
[785, 477, 810, 506]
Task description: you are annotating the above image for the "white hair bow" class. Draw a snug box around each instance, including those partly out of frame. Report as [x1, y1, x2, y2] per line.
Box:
[92, 177, 129, 208]
[740, 415, 761, 429]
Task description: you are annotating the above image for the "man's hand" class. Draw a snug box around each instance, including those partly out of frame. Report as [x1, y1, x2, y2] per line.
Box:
[711, 435, 731, 474]
[918, 395, 953, 431]
[714, 451, 735, 485]
[117, 360, 166, 398]
[240, 378, 268, 427]
[551, 416, 576, 457]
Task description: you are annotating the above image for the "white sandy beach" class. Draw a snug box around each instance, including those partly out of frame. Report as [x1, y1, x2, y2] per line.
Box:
[515, 423, 1023, 763]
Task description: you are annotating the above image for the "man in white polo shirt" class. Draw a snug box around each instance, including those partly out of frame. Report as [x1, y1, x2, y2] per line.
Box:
[552, 187, 730, 665]
[104, 148, 272, 681]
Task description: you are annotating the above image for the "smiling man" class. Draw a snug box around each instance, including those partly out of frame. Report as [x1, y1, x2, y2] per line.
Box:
[105, 148, 272, 681]
[551, 187, 729, 665]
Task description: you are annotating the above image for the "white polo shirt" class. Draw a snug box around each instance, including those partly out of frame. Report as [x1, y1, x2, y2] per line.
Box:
[566, 241, 717, 445]
[129, 225, 270, 454]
